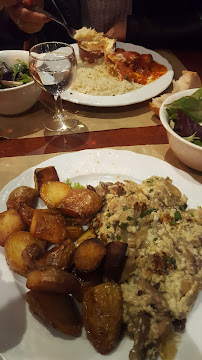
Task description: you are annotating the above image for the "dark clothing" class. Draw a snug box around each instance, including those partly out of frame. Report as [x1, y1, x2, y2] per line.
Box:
[0, 0, 201, 50]
[0, 0, 81, 50]
[127, 0, 202, 49]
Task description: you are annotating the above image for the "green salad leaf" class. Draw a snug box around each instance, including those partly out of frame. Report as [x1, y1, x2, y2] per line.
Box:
[66, 178, 85, 189]
[166, 87, 202, 124]
[12, 60, 30, 80]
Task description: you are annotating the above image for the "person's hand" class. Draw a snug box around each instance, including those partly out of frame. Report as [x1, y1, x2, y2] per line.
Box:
[0, 0, 20, 11]
[106, 21, 127, 42]
[6, 0, 50, 34]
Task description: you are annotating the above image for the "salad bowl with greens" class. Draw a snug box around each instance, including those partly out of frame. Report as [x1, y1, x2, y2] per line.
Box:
[0, 50, 41, 115]
[0, 59, 32, 89]
[159, 87, 202, 171]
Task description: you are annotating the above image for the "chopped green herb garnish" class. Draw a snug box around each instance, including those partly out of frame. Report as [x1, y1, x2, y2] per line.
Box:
[190, 213, 194, 217]
[170, 220, 175, 225]
[179, 205, 185, 211]
[116, 235, 121, 240]
[167, 255, 176, 268]
[146, 178, 153, 183]
[140, 208, 156, 218]
[123, 206, 131, 211]
[107, 212, 112, 217]
[174, 210, 182, 221]
[167, 255, 172, 265]
[148, 225, 152, 229]
[107, 225, 111, 229]
[135, 220, 139, 226]
[126, 216, 133, 221]
[125, 75, 129, 80]
[149, 188, 154, 193]
[153, 237, 158, 241]
[66, 178, 85, 189]
[118, 222, 129, 230]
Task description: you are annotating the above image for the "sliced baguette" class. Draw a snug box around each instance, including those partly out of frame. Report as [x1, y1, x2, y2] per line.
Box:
[149, 71, 201, 116]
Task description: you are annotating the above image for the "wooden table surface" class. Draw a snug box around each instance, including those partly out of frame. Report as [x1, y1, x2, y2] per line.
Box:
[0, 48, 202, 190]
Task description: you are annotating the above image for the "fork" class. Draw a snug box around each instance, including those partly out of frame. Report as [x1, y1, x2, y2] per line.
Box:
[31, 6, 76, 40]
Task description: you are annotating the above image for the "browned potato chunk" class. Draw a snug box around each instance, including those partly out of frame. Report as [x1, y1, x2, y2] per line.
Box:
[26, 268, 82, 302]
[21, 243, 45, 269]
[76, 227, 95, 247]
[34, 166, 59, 193]
[4, 231, 47, 276]
[57, 188, 103, 221]
[35, 239, 75, 271]
[82, 282, 122, 354]
[66, 225, 83, 241]
[18, 203, 34, 226]
[74, 238, 106, 272]
[30, 209, 67, 244]
[103, 241, 128, 282]
[72, 267, 102, 296]
[40, 181, 72, 208]
[0, 209, 26, 247]
[26, 291, 82, 337]
[6, 186, 38, 210]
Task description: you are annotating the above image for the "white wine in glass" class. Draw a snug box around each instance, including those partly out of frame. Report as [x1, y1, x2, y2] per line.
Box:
[29, 41, 78, 132]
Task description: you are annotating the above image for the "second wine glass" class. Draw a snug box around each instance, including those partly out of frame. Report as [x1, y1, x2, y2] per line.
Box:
[29, 41, 78, 132]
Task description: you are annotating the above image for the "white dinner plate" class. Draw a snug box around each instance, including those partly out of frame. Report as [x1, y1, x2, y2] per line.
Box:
[61, 42, 174, 107]
[0, 149, 201, 360]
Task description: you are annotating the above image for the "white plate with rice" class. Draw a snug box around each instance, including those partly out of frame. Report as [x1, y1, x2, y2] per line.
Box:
[61, 42, 173, 107]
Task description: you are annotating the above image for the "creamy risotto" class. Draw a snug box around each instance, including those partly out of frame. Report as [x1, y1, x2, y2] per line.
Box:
[92, 176, 202, 360]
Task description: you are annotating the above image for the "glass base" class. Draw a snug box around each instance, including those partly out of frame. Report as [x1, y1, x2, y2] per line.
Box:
[43, 111, 79, 132]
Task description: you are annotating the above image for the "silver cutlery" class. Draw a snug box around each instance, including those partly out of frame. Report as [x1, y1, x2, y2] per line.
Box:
[31, 6, 76, 39]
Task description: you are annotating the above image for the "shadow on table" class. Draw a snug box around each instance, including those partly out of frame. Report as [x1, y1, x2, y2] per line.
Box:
[42, 123, 90, 153]
[0, 101, 47, 139]
[70, 99, 150, 121]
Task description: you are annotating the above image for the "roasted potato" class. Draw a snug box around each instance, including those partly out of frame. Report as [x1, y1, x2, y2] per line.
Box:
[56, 188, 103, 221]
[40, 181, 72, 208]
[76, 227, 95, 247]
[72, 267, 103, 296]
[66, 225, 83, 241]
[74, 238, 106, 272]
[34, 166, 59, 193]
[18, 203, 34, 226]
[103, 241, 128, 282]
[0, 209, 26, 247]
[26, 291, 82, 337]
[26, 268, 82, 302]
[82, 282, 122, 354]
[30, 209, 67, 244]
[6, 186, 38, 210]
[35, 239, 75, 271]
[4, 231, 47, 276]
[21, 242, 45, 269]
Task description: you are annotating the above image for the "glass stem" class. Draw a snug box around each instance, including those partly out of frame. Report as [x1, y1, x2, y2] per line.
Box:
[54, 93, 63, 118]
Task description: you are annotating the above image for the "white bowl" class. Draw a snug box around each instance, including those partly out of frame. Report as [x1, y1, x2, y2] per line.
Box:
[0, 50, 41, 115]
[159, 88, 202, 171]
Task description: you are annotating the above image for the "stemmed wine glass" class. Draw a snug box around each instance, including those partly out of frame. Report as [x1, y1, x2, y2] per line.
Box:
[29, 41, 78, 132]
